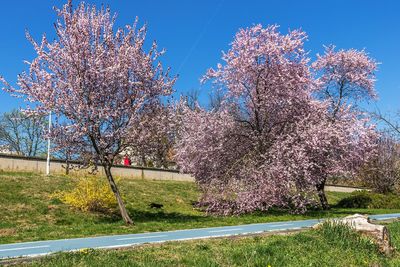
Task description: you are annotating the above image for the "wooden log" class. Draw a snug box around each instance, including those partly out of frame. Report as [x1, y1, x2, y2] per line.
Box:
[313, 214, 393, 255]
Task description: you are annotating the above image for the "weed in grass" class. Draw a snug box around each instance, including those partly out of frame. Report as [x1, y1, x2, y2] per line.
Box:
[317, 221, 379, 252]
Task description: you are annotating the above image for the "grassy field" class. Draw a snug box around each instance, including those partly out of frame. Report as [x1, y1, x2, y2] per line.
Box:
[1, 170, 400, 245]
[14, 221, 400, 267]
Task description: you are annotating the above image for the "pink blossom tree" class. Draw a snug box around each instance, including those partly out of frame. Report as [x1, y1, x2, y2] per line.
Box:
[312, 45, 378, 118]
[310, 46, 378, 206]
[1, 1, 175, 224]
[126, 102, 177, 168]
[176, 24, 376, 214]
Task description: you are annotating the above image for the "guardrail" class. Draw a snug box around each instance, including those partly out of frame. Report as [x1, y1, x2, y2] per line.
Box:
[0, 153, 374, 188]
[0, 153, 194, 182]
[324, 185, 371, 193]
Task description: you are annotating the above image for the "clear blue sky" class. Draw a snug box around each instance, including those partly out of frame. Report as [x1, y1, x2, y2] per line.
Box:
[0, 0, 399, 114]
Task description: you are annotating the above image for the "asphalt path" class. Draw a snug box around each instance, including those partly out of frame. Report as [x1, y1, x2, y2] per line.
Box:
[1, 213, 399, 260]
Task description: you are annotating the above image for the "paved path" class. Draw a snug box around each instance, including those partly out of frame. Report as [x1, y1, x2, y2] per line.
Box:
[1, 213, 399, 260]
[325, 185, 370, 193]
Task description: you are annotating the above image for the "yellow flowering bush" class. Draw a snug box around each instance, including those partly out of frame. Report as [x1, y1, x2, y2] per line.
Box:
[53, 175, 118, 213]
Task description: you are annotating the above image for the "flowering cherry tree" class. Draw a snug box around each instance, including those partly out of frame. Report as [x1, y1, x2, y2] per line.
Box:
[1, 1, 175, 224]
[126, 102, 177, 168]
[176, 25, 376, 214]
[312, 45, 378, 118]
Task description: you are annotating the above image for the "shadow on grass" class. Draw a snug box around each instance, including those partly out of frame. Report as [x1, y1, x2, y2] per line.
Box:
[130, 209, 206, 224]
[91, 206, 386, 225]
[252, 207, 383, 218]
[89, 209, 207, 224]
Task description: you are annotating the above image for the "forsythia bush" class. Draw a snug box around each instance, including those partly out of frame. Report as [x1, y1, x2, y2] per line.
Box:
[53, 175, 118, 212]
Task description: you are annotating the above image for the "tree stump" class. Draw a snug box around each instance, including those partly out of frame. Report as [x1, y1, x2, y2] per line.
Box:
[313, 214, 393, 255]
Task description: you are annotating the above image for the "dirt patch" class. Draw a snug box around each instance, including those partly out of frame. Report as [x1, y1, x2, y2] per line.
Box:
[11, 203, 34, 212]
[0, 228, 16, 237]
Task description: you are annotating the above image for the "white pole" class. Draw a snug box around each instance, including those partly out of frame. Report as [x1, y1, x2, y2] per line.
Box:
[46, 111, 52, 175]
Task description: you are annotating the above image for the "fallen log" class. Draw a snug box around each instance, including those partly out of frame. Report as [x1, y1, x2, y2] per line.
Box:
[313, 214, 393, 255]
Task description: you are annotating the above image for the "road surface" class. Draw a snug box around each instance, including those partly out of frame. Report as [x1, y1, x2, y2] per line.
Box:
[325, 185, 370, 193]
[0, 213, 399, 260]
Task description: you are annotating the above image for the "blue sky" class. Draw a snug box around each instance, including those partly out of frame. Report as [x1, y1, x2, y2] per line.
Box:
[0, 0, 399, 114]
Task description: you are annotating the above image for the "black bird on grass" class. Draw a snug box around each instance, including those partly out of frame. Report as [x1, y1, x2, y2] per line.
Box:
[149, 202, 164, 209]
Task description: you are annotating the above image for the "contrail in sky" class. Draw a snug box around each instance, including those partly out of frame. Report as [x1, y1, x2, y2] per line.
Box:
[177, 0, 225, 74]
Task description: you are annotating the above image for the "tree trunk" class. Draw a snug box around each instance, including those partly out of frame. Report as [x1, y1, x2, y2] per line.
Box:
[103, 164, 133, 224]
[316, 181, 329, 210]
[65, 160, 70, 175]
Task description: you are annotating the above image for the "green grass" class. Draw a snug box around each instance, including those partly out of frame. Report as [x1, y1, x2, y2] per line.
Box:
[336, 190, 400, 209]
[1, 170, 400, 245]
[18, 221, 400, 267]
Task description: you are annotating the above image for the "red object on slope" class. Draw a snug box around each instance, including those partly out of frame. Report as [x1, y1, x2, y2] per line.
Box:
[123, 156, 131, 166]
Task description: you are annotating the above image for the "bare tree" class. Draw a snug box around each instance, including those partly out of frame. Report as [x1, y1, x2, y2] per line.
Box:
[0, 110, 46, 157]
[358, 134, 400, 193]
[183, 89, 200, 110]
[375, 110, 400, 137]
[208, 90, 224, 111]
[54, 146, 81, 175]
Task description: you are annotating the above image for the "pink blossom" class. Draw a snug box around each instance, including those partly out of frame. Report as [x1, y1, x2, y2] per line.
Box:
[176, 25, 377, 214]
[1, 1, 176, 224]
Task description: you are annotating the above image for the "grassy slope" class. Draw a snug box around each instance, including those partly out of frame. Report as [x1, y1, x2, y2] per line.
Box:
[19, 221, 400, 267]
[1, 171, 400, 245]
